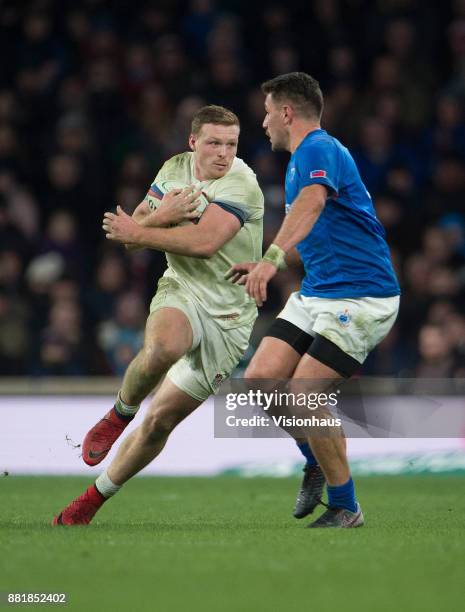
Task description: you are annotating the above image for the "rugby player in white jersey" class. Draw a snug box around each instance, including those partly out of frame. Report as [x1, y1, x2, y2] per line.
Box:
[53, 105, 264, 525]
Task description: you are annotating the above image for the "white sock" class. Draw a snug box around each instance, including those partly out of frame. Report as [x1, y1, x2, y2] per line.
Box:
[95, 470, 122, 498]
[115, 391, 140, 417]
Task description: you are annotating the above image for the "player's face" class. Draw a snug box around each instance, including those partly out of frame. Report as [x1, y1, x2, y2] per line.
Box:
[189, 123, 239, 180]
[263, 94, 289, 151]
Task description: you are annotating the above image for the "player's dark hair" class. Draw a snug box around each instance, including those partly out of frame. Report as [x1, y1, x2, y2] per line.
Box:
[191, 105, 240, 135]
[261, 72, 323, 119]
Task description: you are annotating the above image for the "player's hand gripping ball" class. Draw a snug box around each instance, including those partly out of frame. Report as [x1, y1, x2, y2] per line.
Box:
[148, 181, 208, 227]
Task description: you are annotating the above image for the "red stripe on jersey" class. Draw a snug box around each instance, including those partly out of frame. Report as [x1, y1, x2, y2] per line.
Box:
[148, 188, 163, 200]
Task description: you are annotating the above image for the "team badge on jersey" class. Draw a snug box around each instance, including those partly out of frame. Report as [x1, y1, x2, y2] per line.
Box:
[336, 309, 351, 327]
[310, 170, 327, 178]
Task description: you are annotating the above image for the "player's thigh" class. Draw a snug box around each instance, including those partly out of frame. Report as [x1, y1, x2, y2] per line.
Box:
[168, 317, 251, 401]
[245, 335, 303, 379]
[144, 376, 202, 431]
[246, 292, 318, 379]
[293, 353, 343, 384]
[143, 307, 194, 359]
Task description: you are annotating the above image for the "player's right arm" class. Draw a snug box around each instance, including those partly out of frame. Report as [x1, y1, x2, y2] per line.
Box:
[123, 200, 151, 252]
[103, 203, 242, 258]
[131, 199, 151, 224]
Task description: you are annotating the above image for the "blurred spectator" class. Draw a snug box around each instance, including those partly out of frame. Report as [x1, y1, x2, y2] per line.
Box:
[423, 94, 465, 163]
[0, 289, 29, 374]
[25, 251, 65, 336]
[183, 0, 219, 59]
[43, 153, 85, 214]
[447, 18, 465, 96]
[40, 210, 86, 281]
[353, 117, 397, 194]
[416, 324, 457, 377]
[0, 249, 24, 296]
[32, 298, 95, 376]
[163, 95, 205, 157]
[135, 83, 172, 164]
[363, 324, 414, 376]
[425, 156, 465, 217]
[154, 35, 194, 103]
[85, 252, 128, 326]
[438, 213, 465, 258]
[98, 291, 145, 375]
[205, 55, 247, 115]
[0, 194, 32, 258]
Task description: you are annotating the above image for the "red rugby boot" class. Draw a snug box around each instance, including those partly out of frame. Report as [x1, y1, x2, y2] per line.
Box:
[53, 484, 106, 526]
[82, 408, 132, 466]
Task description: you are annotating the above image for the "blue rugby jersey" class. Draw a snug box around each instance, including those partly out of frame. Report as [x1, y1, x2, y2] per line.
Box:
[285, 129, 400, 298]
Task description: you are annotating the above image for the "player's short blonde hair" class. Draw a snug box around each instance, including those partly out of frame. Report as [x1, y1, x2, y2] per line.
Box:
[191, 105, 240, 135]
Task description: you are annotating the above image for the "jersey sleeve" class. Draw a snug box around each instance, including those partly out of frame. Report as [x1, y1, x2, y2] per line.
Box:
[294, 141, 339, 196]
[211, 174, 264, 226]
[143, 163, 165, 209]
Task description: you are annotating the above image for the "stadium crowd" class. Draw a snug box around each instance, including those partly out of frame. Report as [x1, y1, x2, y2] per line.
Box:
[1, 0, 465, 377]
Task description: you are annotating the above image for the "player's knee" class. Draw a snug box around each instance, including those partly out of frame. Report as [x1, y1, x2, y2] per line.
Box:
[140, 343, 182, 376]
[141, 412, 177, 443]
[245, 361, 276, 380]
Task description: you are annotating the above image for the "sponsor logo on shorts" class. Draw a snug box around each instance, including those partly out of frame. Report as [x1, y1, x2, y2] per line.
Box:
[337, 309, 351, 327]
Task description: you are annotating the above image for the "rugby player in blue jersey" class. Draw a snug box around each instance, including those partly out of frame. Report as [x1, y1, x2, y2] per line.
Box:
[228, 73, 400, 528]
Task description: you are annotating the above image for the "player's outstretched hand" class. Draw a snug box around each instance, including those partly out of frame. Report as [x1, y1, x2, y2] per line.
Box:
[103, 206, 141, 244]
[156, 186, 203, 226]
[244, 261, 278, 307]
[225, 262, 257, 284]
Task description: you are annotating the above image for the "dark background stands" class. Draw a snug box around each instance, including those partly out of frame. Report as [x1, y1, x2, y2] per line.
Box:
[1, 0, 464, 377]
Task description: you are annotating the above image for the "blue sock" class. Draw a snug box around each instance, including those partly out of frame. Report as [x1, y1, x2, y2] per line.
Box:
[327, 477, 357, 512]
[297, 442, 318, 466]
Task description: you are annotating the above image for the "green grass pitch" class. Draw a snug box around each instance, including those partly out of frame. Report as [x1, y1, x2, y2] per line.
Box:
[1, 475, 464, 611]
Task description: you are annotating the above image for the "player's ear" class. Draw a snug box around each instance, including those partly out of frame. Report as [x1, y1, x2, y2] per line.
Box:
[189, 134, 196, 151]
[282, 104, 293, 125]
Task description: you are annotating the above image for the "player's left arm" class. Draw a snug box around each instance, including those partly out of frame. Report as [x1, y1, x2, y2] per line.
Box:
[242, 184, 327, 306]
[272, 184, 327, 252]
[103, 203, 241, 258]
